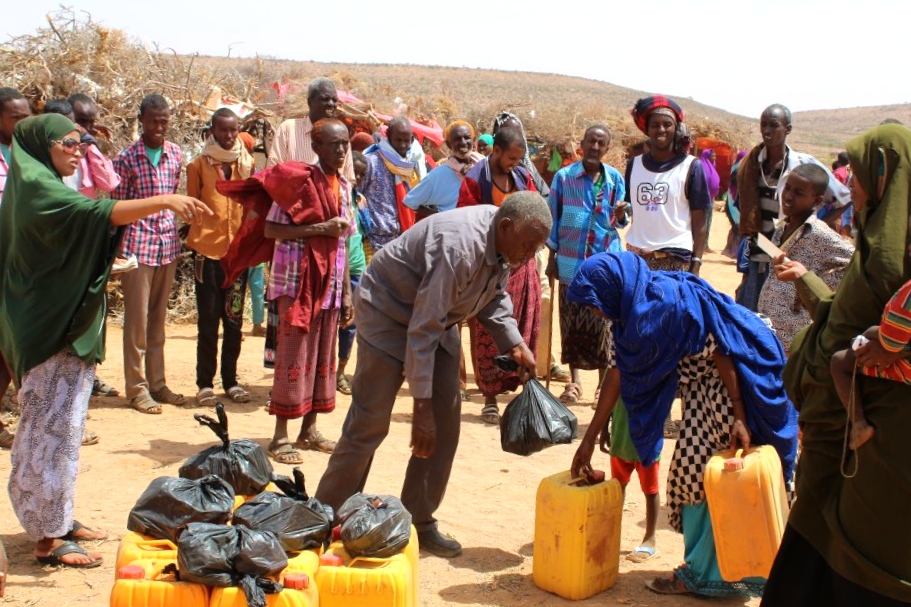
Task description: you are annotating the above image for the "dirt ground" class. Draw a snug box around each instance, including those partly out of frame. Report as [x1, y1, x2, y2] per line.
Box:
[0, 209, 762, 606]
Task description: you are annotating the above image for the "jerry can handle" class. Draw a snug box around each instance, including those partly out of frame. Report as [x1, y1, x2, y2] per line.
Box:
[349, 556, 393, 567]
[137, 538, 179, 550]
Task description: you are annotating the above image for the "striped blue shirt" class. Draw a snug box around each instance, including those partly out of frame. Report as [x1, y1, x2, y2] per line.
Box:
[546, 161, 626, 283]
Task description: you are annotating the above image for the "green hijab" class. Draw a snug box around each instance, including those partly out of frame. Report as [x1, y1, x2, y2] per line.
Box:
[784, 124, 911, 601]
[0, 114, 120, 383]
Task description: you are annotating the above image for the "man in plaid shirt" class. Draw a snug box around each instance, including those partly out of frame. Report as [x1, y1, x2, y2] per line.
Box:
[114, 94, 185, 413]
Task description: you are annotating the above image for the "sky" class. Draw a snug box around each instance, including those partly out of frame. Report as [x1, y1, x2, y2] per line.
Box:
[3, 0, 906, 118]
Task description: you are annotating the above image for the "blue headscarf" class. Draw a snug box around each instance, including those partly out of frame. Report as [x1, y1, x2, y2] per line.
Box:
[567, 252, 798, 480]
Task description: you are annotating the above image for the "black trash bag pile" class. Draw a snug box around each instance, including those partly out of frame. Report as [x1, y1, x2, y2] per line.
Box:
[179, 402, 273, 496]
[337, 494, 412, 558]
[500, 378, 578, 456]
[127, 475, 235, 543]
[178, 522, 287, 607]
[233, 468, 334, 552]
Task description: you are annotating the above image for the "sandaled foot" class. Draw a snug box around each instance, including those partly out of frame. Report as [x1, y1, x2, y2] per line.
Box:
[549, 364, 571, 383]
[269, 440, 304, 465]
[295, 431, 336, 454]
[646, 575, 689, 595]
[60, 520, 107, 542]
[195, 387, 217, 407]
[251, 324, 267, 337]
[150, 387, 187, 406]
[336, 373, 352, 396]
[131, 393, 162, 415]
[92, 377, 120, 397]
[82, 428, 99, 446]
[460, 388, 471, 401]
[663, 417, 679, 439]
[480, 402, 500, 425]
[627, 545, 660, 563]
[0, 428, 14, 450]
[35, 540, 103, 569]
[226, 385, 250, 404]
[559, 382, 582, 404]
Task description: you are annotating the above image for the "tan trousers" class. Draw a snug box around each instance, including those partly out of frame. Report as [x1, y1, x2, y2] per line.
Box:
[535, 249, 555, 378]
[121, 262, 177, 400]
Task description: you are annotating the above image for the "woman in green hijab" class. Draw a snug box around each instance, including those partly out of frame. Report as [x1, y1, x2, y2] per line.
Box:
[760, 124, 911, 605]
[0, 114, 209, 569]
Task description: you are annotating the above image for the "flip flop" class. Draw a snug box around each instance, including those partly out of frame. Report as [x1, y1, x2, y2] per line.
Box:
[481, 403, 500, 425]
[269, 441, 304, 465]
[35, 540, 103, 569]
[0, 428, 14, 450]
[295, 432, 336, 454]
[59, 520, 108, 542]
[559, 382, 582, 404]
[549, 364, 571, 383]
[82, 428, 99, 446]
[226, 385, 250, 404]
[336, 374, 352, 396]
[131, 393, 162, 415]
[627, 545, 660, 563]
[646, 576, 690, 595]
[150, 387, 187, 406]
[92, 377, 120, 397]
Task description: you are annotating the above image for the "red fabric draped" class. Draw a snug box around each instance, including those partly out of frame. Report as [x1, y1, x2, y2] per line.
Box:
[217, 161, 339, 332]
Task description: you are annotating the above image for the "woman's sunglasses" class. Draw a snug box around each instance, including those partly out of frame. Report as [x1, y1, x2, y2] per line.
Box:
[50, 137, 87, 155]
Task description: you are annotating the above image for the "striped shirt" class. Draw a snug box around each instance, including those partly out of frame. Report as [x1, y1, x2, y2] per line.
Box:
[267, 116, 354, 181]
[113, 139, 183, 266]
[546, 161, 626, 283]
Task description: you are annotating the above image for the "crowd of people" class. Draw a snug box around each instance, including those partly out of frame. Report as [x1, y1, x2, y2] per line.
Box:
[0, 74, 909, 606]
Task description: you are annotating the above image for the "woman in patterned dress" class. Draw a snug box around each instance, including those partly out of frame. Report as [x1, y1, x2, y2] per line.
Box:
[0, 114, 208, 570]
[567, 251, 798, 597]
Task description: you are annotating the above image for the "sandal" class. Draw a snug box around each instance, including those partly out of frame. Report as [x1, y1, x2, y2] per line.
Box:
[336, 374, 352, 396]
[549, 364, 571, 383]
[92, 377, 120, 397]
[460, 388, 471, 402]
[0, 428, 14, 450]
[131, 393, 162, 415]
[35, 540, 103, 569]
[82, 428, 99, 446]
[269, 440, 304, 464]
[646, 575, 690, 595]
[295, 431, 336, 454]
[480, 402, 500, 425]
[59, 520, 107, 542]
[559, 382, 583, 404]
[226, 385, 250, 404]
[196, 387, 217, 407]
[627, 545, 660, 563]
[150, 387, 187, 406]
[663, 416, 679, 439]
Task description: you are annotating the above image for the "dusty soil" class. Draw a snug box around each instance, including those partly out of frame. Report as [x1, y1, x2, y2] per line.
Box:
[0, 209, 760, 606]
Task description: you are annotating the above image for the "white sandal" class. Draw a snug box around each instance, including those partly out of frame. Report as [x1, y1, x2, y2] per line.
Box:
[226, 385, 250, 404]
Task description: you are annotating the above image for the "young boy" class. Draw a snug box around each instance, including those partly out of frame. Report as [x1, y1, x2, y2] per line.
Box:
[831, 214, 911, 450]
[336, 151, 369, 395]
[758, 163, 854, 352]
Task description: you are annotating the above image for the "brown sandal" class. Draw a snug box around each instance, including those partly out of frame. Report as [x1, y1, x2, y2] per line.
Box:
[150, 387, 187, 406]
[131, 394, 162, 415]
[295, 432, 336, 454]
[559, 382, 583, 404]
[269, 441, 304, 465]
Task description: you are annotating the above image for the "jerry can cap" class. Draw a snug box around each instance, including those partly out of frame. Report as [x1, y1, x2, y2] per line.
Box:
[284, 572, 310, 589]
[118, 565, 145, 580]
[724, 448, 746, 471]
[331, 525, 341, 541]
[320, 552, 344, 567]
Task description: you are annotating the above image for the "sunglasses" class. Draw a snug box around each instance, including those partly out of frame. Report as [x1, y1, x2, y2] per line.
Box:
[50, 137, 87, 155]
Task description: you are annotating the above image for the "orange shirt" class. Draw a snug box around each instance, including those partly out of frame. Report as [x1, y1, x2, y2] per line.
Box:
[185, 156, 247, 259]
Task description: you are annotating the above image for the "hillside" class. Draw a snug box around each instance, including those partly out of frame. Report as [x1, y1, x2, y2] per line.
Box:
[205, 56, 895, 162]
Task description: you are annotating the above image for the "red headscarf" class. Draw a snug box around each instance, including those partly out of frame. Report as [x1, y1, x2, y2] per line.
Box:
[630, 96, 684, 134]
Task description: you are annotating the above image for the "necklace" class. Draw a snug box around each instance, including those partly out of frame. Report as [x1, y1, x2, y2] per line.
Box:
[759, 147, 789, 190]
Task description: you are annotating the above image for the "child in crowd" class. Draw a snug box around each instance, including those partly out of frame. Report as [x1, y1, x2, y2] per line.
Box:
[337, 151, 369, 394]
[758, 164, 854, 353]
[830, 214, 911, 450]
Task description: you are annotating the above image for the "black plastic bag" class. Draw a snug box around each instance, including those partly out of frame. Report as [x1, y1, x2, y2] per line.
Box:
[337, 494, 412, 558]
[499, 378, 578, 456]
[233, 468, 333, 551]
[127, 475, 235, 543]
[179, 402, 273, 496]
[178, 522, 287, 607]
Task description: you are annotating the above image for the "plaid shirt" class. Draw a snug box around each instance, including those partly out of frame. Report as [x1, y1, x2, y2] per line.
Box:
[113, 139, 183, 266]
[267, 170, 354, 309]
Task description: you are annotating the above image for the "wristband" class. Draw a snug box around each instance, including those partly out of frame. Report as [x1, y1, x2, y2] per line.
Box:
[691, 257, 702, 264]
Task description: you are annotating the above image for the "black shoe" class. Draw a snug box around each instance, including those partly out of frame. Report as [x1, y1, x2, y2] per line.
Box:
[418, 528, 462, 558]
